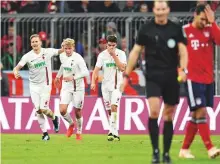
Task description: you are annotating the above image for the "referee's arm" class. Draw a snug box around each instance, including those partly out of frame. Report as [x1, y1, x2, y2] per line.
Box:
[178, 42, 188, 70]
[125, 44, 144, 75]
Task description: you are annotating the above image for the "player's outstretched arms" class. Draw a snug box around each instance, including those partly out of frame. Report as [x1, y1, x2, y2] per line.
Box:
[91, 66, 100, 91]
[13, 65, 23, 79]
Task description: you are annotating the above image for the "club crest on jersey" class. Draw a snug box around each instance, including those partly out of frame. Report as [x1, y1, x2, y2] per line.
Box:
[203, 31, 210, 37]
[167, 38, 176, 48]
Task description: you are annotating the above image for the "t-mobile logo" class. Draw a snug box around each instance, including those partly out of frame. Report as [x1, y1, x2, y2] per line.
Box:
[191, 40, 199, 50]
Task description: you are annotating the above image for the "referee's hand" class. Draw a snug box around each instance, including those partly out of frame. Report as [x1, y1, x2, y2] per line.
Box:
[178, 69, 187, 82]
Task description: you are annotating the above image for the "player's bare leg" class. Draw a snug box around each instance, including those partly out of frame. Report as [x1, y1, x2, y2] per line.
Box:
[162, 104, 176, 164]
[60, 104, 75, 137]
[41, 109, 59, 133]
[36, 110, 50, 141]
[179, 112, 197, 159]
[148, 97, 160, 164]
[109, 104, 120, 141]
[195, 108, 220, 159]
[75, 108, 83, 140]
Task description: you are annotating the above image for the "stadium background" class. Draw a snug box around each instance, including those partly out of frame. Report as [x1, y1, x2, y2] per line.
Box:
[1, 1, 220, 164]
[1, 0, 220, 131]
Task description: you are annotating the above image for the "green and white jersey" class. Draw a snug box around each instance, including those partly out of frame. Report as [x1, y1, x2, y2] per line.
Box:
[18, 48, 59, 85]
[96, 48, 127, 91]
[57, 52, 89, 91]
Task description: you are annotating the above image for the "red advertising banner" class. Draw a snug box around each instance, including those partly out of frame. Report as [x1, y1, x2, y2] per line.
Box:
[1, 97, 220, 134]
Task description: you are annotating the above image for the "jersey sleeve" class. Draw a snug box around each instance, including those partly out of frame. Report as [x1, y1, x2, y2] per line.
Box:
[210, 22, 220, 45]
[136, 24, 146, 46]
[176, 26, 187, 45]
[18, 54, 28, 67]
[47, 48, 59, 58]
[74, 56, 89, 80]
[95, 53, 104, 68]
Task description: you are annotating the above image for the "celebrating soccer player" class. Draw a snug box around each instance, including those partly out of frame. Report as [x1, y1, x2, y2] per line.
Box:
[91, 35, 127, 141]
[179, 4, 220, 159]
[54, 38, 89, 140]
[13, 34, 64, 140]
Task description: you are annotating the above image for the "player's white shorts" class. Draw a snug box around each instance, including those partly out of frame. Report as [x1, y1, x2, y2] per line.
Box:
[102, 86, 122, 110]
[60, 89, 85, 109]
[30, 83, 51, 110]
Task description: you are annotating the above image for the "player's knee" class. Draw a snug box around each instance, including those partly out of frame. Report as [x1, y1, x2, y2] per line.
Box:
[36, 109, 42, 114]
[59, 105, 67, 116]
[163, 105, 175, 121]
[75, 108, 81, 118]
[150, 110, 160, 118]
[111, 105, 117, 112]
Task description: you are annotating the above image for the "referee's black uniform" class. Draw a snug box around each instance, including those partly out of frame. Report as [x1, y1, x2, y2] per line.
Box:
[136, 19, 187, 163]
[137, 19, 187, 105]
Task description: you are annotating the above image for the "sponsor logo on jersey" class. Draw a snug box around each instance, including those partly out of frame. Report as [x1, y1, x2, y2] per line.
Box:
[34, 61, 46, 68]
[63, 67, 72, 71]
[106, 63, 116, 67]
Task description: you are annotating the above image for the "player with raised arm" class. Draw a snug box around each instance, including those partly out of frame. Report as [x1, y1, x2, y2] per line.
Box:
[91, 35, 127, 141]
[54, 38, 89, 140]
[13, 34, 63, 140]
[179, 4, 220, 159]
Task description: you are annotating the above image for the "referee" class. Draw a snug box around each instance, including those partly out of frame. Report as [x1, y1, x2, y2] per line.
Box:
[122, 1, 188, 163]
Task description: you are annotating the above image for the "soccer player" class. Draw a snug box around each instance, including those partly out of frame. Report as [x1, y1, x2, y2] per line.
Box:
[54, 38, 89, 140]
[91, 35, 127, 141]
[13, 34, 63, 140]
[179, 4, 220, 159]
[121, 1, 188, 163]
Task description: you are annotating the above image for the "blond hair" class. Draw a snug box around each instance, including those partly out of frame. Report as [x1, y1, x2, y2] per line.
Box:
[63, 38, 75, 47]
[30, 34, 41, 41]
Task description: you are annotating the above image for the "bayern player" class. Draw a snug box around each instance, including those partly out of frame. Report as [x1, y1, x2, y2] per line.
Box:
[91, 35, 127, 141]
[179, 4, 220, 159]
[54, 38, 89, 140]
[13, 34, 63, 140]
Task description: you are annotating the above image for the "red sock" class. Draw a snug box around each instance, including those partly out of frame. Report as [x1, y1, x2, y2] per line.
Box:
[182, 121, 197, 149]
[197, 123, 213, 150]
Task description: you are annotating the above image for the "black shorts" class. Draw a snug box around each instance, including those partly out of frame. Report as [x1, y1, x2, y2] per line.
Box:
[185, 80, 214, 112]
[146, 77, 180, 105]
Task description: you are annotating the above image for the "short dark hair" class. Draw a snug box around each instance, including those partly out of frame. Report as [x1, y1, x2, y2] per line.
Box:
[195, 4, 206, 15]
[107, 35, 117, 43]
[153, 0, 169, 7]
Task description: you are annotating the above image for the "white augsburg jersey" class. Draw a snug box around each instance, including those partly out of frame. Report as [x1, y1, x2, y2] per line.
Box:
[58, 52, 89, 91]
[96, 48, 127, 91]
[18, 48, 59, 85]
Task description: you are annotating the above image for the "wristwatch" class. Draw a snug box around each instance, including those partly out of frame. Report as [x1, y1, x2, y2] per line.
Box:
[182, 68, 188, 75]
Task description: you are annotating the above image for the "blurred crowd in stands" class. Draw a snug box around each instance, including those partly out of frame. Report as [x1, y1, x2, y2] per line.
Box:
[1, 0, 220, 14]
[1, 0, 220, 71]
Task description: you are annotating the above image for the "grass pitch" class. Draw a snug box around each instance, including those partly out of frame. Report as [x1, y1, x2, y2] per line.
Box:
[1, 134, 220, 164]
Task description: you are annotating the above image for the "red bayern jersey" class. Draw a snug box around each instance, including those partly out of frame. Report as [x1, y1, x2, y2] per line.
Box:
[183, 22, 220, 84]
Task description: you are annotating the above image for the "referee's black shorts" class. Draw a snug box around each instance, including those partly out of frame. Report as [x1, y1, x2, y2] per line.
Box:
[146, 72, 180, 106]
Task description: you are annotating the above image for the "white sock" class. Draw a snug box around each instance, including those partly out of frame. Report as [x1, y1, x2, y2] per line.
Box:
[110, 112, 118, 136]
[63, 113, 73, 125]
[76, 117, 83, 134]
[36, 113, 47, 133]
[108, 116, 111, 134]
